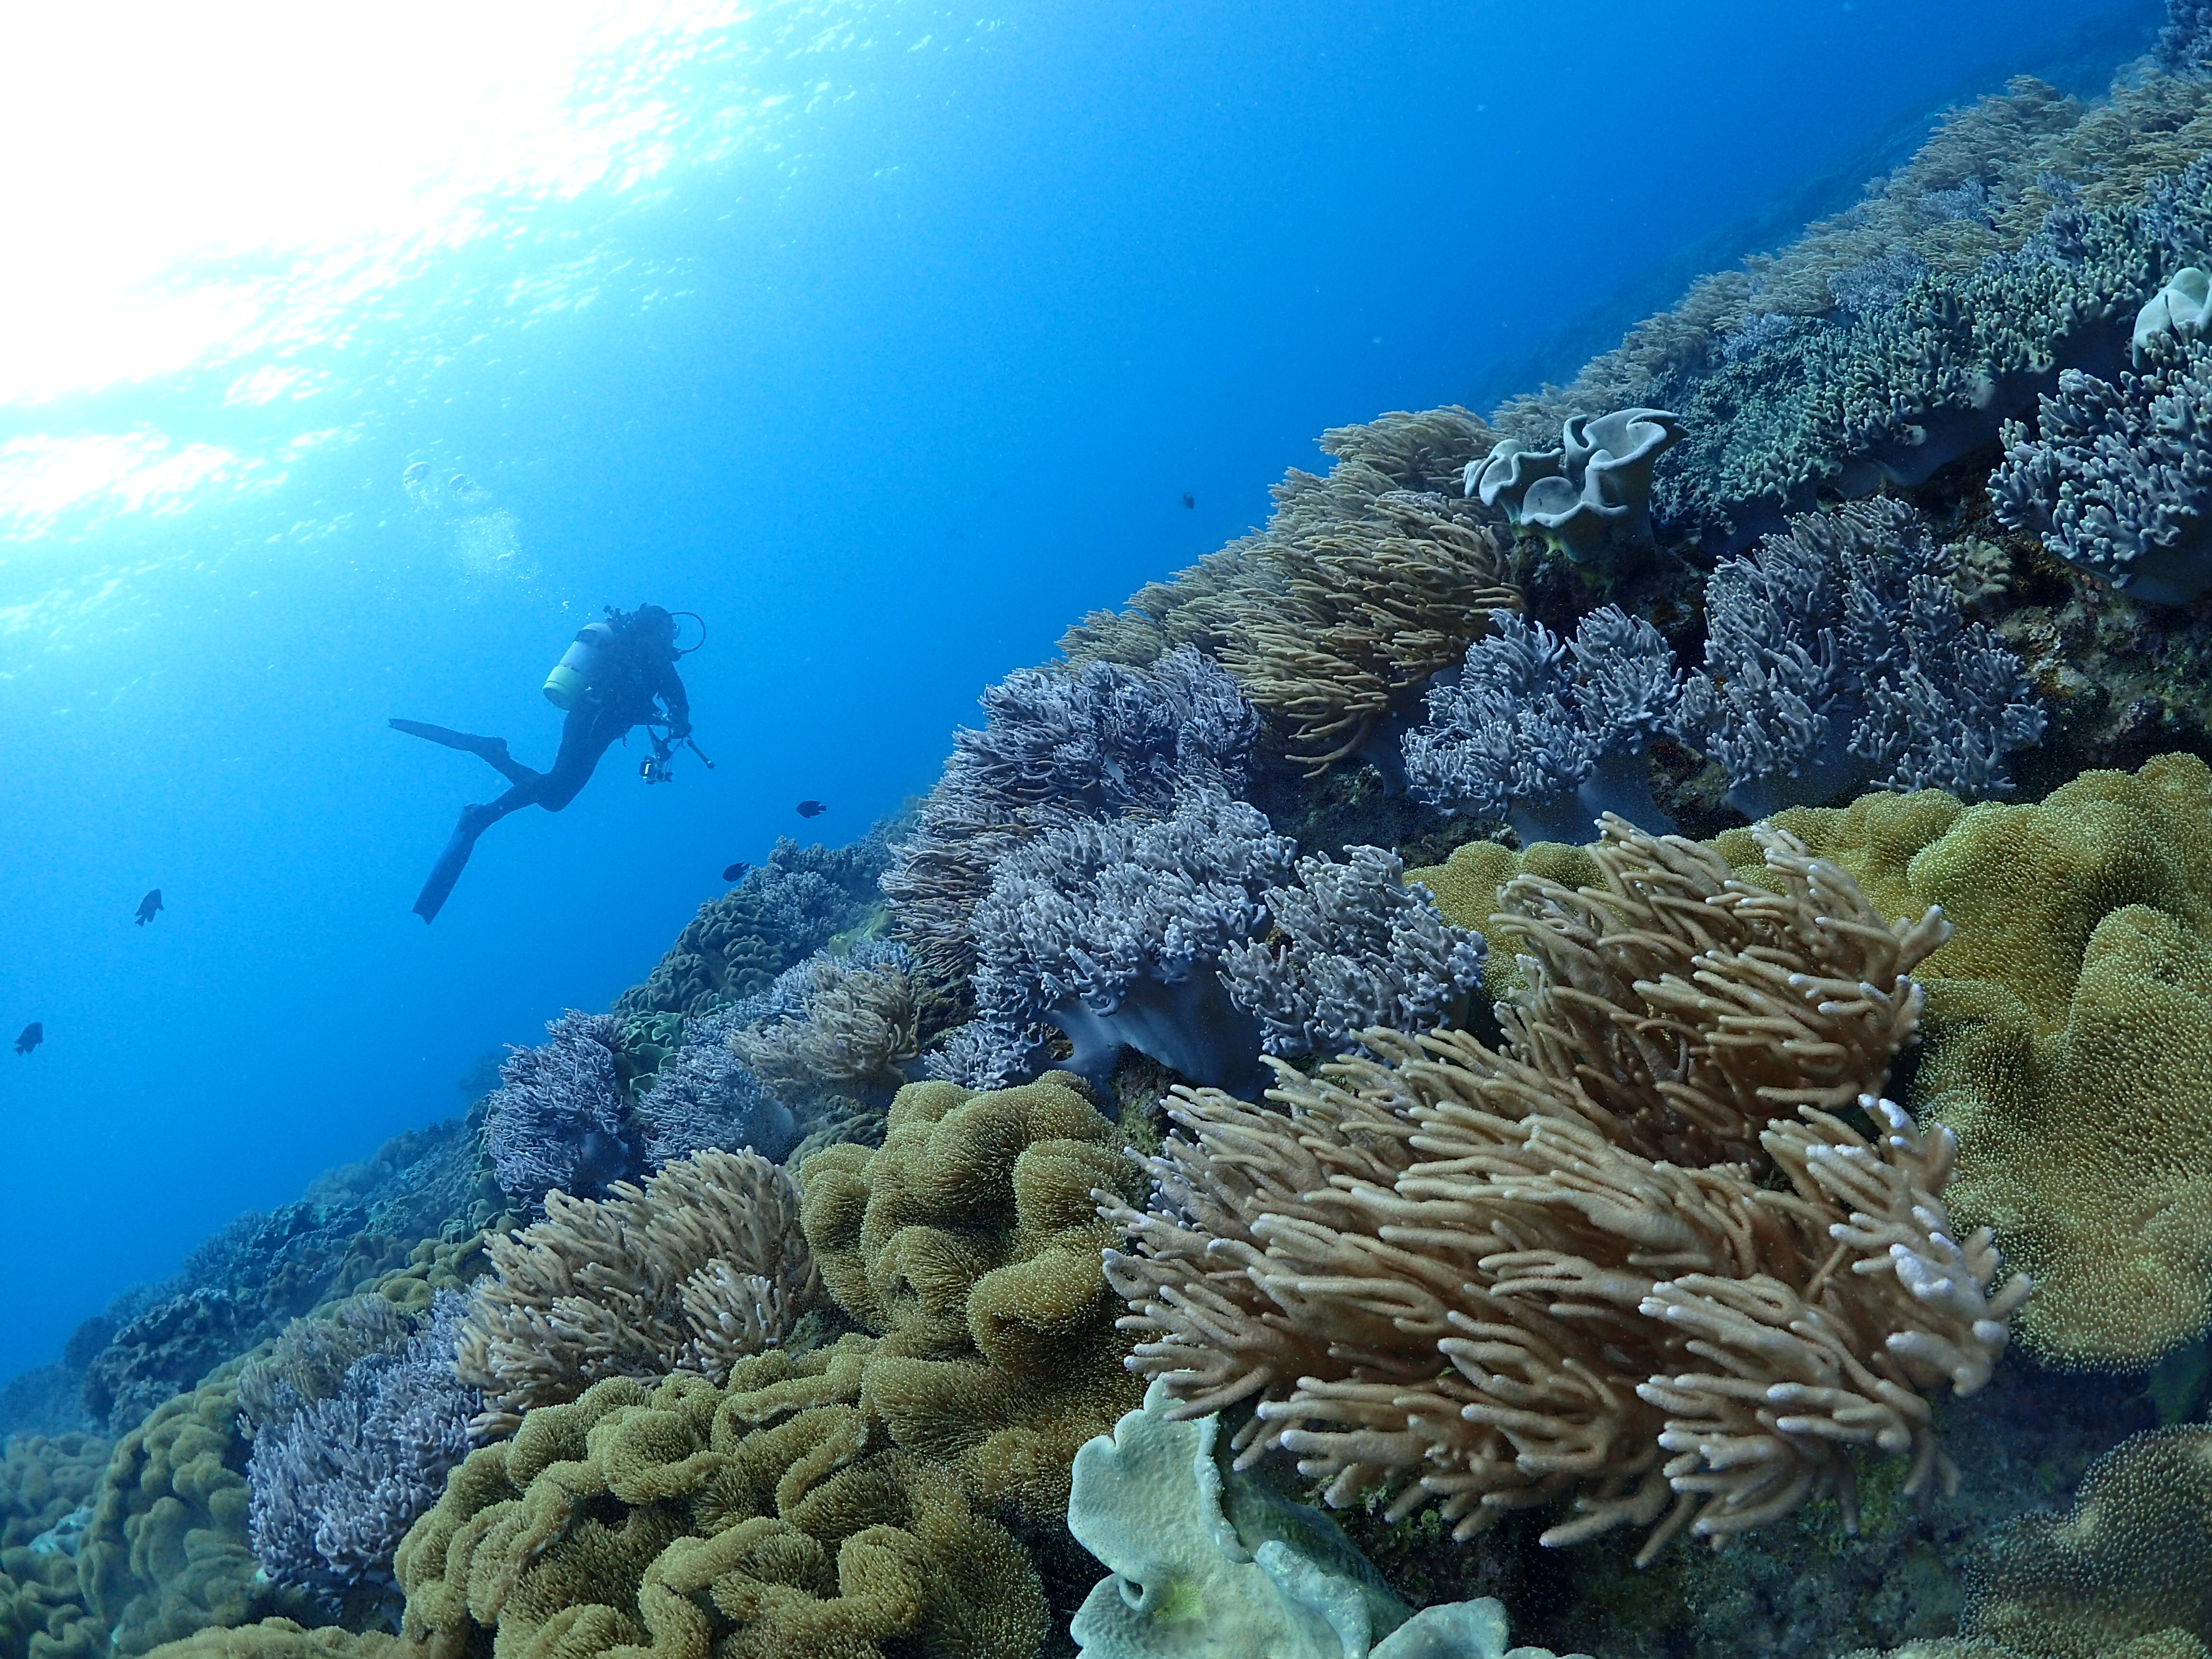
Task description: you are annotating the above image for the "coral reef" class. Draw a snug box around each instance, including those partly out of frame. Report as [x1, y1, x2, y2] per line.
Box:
[483, 1010, 641, 1211]
[1729, 754, 2212, 1371]
[731, 942, 920, 1106]
[79, 1371, 322, 1657]
[457, 1147, 822, 1431]
[615, 833, 890, 1021]
[1470, 408, 1683, 565]
[0, 1433, 108, 1659]
[395, 1363, 1050, 1659]
[1678, 499, 2042, 817]
[883, 647, 1257, 989]
[1101, 819, 2024, 1564]
[1402, 606, 1683, 842]
[1068, 1378, 1586, 1659]
[1061, 409, 1518, 774]
[797, 1072, 1147, 1525]
[243, 1293, 481, 1624]
[630, 997, 797, 1168]
[1216, 844, 1487, 1058]
[967, 793, 1294, 1094]
[1991, 340, 2212, 603]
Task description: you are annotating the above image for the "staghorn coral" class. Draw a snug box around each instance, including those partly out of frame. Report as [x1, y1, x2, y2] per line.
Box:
[967, 793, 1294, 1094]
[796, 1071, 1147, 1525]
[882, 646, 1257, 990]
[1728, 754, 2212, 1370]
[1217, 844, 1487, 1059]
[483, 1010, 642, 1212]
[731, 943, 920, 1106]
[1991, 338, 2212, 604]
[1402, 606, 1683, 843]
[1469, 408, 1684, 564]
[1061, 409, 1519, 776]
[1100, 818, 2025, 1565]
[394, 1359, 1049, 1659]
[1677, 499, 2043, 817]
[615, 834, 890, 1021]
[244, 1294, 481, 1626]
[456, 1148, 822, 1432]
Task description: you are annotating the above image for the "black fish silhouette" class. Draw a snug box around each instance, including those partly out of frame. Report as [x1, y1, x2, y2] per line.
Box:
[1181, 493, 1194, 509]
[721, 861, 752, 883]
[135, 889, 163, 926]
[14, 1022, 41, 1056]
[796, 800, 827, 818]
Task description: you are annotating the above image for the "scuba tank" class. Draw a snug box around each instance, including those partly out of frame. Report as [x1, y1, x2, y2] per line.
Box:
[543, 620, 616, 709]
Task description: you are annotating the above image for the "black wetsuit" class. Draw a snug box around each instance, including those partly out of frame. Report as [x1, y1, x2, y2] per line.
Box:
[396, 607, 692, 922]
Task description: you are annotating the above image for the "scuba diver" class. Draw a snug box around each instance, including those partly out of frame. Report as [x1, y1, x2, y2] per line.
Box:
[393, 603, 705, 923]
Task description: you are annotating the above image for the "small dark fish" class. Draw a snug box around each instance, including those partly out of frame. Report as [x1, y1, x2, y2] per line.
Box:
[1181, 493, 1194, 509]
[14, 1022, 41, 1057]
[796, 800, 827, 818]
[721, 861, 752, 883]
[135, 889, 163, 926]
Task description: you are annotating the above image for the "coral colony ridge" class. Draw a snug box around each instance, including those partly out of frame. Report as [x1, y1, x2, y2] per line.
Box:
[41, 12, 2212, 1659]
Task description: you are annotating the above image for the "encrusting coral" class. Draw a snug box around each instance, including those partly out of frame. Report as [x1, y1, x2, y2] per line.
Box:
[394, 1363, 1050, 1659]
[1100, 818, 2027, 1565]
[797, 1071, 1148, 1525]
[456, 1147, 823, 1432]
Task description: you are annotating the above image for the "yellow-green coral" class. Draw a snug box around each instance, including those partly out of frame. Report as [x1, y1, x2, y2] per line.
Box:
[797, 1073, 1146, 1523]
[1716, 756, 2212, 1368]
[79, 1370, 319, 1657]
[142, 1620, 405, 1659]
[1402, 838, 1599, 1001]
[396, 1357, 1048, 1659]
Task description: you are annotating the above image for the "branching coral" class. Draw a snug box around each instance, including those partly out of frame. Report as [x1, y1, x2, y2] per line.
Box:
[731, 943, 920, 1106]
[967, 793, 1294, 1093]
[483, 1010, 641, 1212]
[1217, 844, 1487, 1059]
[883, 647, 1257, 989]
[456, 1149, 823, 1432]
[1402, 606, 1683, 842]
[243, 1293, 482, 1624]
[630, 998, 796, 1168]
[1099, 818, 2025, 1564]
[1678, 499, 2042, 816]
[1991, 339, 2212, 603]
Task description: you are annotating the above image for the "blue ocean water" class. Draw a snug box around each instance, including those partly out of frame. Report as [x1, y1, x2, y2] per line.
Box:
[0, 0, 2160, 1385]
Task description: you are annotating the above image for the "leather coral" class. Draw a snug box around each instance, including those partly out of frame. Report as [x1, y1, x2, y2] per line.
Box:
[1098, 817, 2029, 1564]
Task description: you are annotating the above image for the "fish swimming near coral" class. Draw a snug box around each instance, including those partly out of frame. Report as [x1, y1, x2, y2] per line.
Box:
[721, 861, 752, 883]
[135, 889, 163, 926]
[796, 800, 826, 818]
[14, 1022, 41, 1056]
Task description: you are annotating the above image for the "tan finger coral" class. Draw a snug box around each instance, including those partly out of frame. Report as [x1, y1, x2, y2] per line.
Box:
[798, 1071, 1148, 1524]
[395, 1353, 1049, 1659]
[1101, 817, 2027, 1563]
[456, 1149, 824, 1432]
[1710, 755, 2212, 1370]
[1060, 407, 1519, 773]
